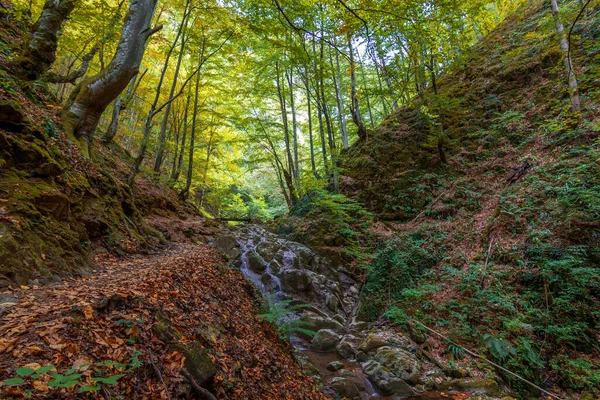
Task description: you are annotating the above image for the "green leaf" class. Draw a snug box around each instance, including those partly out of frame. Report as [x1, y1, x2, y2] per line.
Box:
[35, 366, 54, 374]
[15, 367, 35, 377]
[79, 385, 100, 393]
[2, 377, 25, 386]
[91, 374, 125, 385]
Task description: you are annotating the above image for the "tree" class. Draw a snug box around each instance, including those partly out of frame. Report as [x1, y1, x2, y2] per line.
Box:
[62, 0, 160, 157]
[549, 0, 580, 112]
[14, 0, 77, 81]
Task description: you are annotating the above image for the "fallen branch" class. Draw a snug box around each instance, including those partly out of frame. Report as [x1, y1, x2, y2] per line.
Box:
[148, 347, 172, 400]
[181, 368, 217, 400]
[479, 237, 496, 289]
[411, 319, 564, 400]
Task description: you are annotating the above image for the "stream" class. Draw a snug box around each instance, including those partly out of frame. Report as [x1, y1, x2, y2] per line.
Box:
[215, 225, 467, 400]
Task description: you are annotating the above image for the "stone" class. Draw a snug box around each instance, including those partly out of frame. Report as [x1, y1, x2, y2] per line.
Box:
[35, 161, 63, 177]
[455, 378, 499, 395]
[358, 333, 389, 352]
[355, 351, 368, 362]
[328, 377, 361, 400]
[301, 312, 344, 332]
[0, 101, 24, 132]
[335, 335, 359, 359]
[152, 324, 180, 343]
[326, 361, 344, 371]
[362, 360, 415, 396]
[247, 251, 267, 273]
[269, 259, 282, 273]
[309, 329, 341, 352]
[373, 346, 421, 384]
[260, 273, 279, 292]
[280, 269, 312, 292]
[214, 235, 240, 261]
[326, 294, 339, 312]
[184, 342, 217, 386]
[256, 241, 280, 262]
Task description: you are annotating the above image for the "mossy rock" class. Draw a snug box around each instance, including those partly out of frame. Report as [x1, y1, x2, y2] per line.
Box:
[184, 342, 217, 386]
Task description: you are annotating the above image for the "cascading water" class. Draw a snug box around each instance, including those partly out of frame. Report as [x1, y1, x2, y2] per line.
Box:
[215, 225, 469, 400]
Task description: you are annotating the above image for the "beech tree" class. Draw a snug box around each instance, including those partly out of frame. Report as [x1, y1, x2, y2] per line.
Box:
[61, 0, 160, 156]
[14, 0, 77, 80]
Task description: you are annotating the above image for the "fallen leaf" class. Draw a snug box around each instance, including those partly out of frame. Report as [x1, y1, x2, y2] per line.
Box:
[83, 304, 94, 320]
[20, 285, 30, 290]
[32, 380, 49, 391]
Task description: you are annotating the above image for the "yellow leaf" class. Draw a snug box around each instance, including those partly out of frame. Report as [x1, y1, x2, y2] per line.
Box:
[20, 285, 30, 290]
[83, 304, 94, 320]
[33, 380, 49, 392]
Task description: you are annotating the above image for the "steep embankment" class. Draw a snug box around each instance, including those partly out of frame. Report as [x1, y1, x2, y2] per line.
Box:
[0, 7, 216, 286]
[341, 0, 600, 397]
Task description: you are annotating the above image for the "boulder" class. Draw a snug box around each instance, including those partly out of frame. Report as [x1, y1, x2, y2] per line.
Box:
[455, 379, 499, 395]
[256, 240, 280, 262]
[301, 312, 344, 332]
[373, 346, 421, 384]
[260, 273, 279, 292]
[184, 342, 217, 386]
[355, 351, 369, 362]
[247, 251, 267, 274]
[328, 377, 361, 400]
[327, 361, 344, 371]
[358, 333, 389, 352]
[309, 329, 341, 352]
[362, 360, 415, 396]
[280, 269, 312, 293]
[214, 235, 240, 261]
[336, 335, 359, 359]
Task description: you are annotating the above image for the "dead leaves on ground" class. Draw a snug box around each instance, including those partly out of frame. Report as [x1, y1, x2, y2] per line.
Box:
[0, 244, 327, 399]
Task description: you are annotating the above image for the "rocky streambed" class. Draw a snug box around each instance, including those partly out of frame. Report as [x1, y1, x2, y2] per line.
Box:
[214, 225, 504, 400]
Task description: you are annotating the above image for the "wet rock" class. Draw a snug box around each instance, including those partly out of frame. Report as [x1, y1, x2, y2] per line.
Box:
[336, 335, 359, 359]
[435, 378, 499, 395]
[247, 251, 266, 274]
[184, 342, 217, 386]
[256, 241, 280, 262]
[327, 361, 344, 371]
[355, 351, 369, 362]
[214, 235, 241, 261]
[309, 329, 341, 352]
[358, 333, 389, 353]
[260, 273, 279, 292]
[280, 269, 312, 292]
[301, 312, 344, 332]
[362, 360, 415, 396]
[326, 294, 339, 312]
[292, 348, 321, 378]
[455, 378, 499, 395]
[269, 259, 282, 273]
[0, 293, 18, 310]
[373, 346, 421, 384]
[328, 377, 361, 400]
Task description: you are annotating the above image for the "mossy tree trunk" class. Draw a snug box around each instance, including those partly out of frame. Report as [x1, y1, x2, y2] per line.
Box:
[14, 0, 77, 81]
[62, 0, 160, 157]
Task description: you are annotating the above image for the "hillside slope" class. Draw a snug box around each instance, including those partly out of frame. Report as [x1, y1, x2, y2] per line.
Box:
[342, 0, 600, 397]
[0, 8, 216, 286]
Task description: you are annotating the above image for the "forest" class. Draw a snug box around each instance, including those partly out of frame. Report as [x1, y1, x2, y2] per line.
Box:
[0, 0, 598, 398]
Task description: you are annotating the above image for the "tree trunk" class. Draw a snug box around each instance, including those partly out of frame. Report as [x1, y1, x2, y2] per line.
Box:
[275, 62, 294, 179]
[62, 0, 159, 157]
[14, 0, 77, 80]
[550, 0, 581, 112]
[302, 74, 317, 177]
[128, 5, 189, 186]
[172, 90, 191, 181]
[286, 69, 299, 179]
[331, 40, 348, 149]
[154, 1, 190, 173]
[348, 33, 367, 142]
[180, 59, 201, 201]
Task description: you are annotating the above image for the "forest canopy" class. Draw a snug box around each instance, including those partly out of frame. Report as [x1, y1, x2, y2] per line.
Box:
[10, 0, 519, 218]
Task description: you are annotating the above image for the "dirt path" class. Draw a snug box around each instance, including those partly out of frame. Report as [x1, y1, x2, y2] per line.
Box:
[0, 244, 327, 399]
